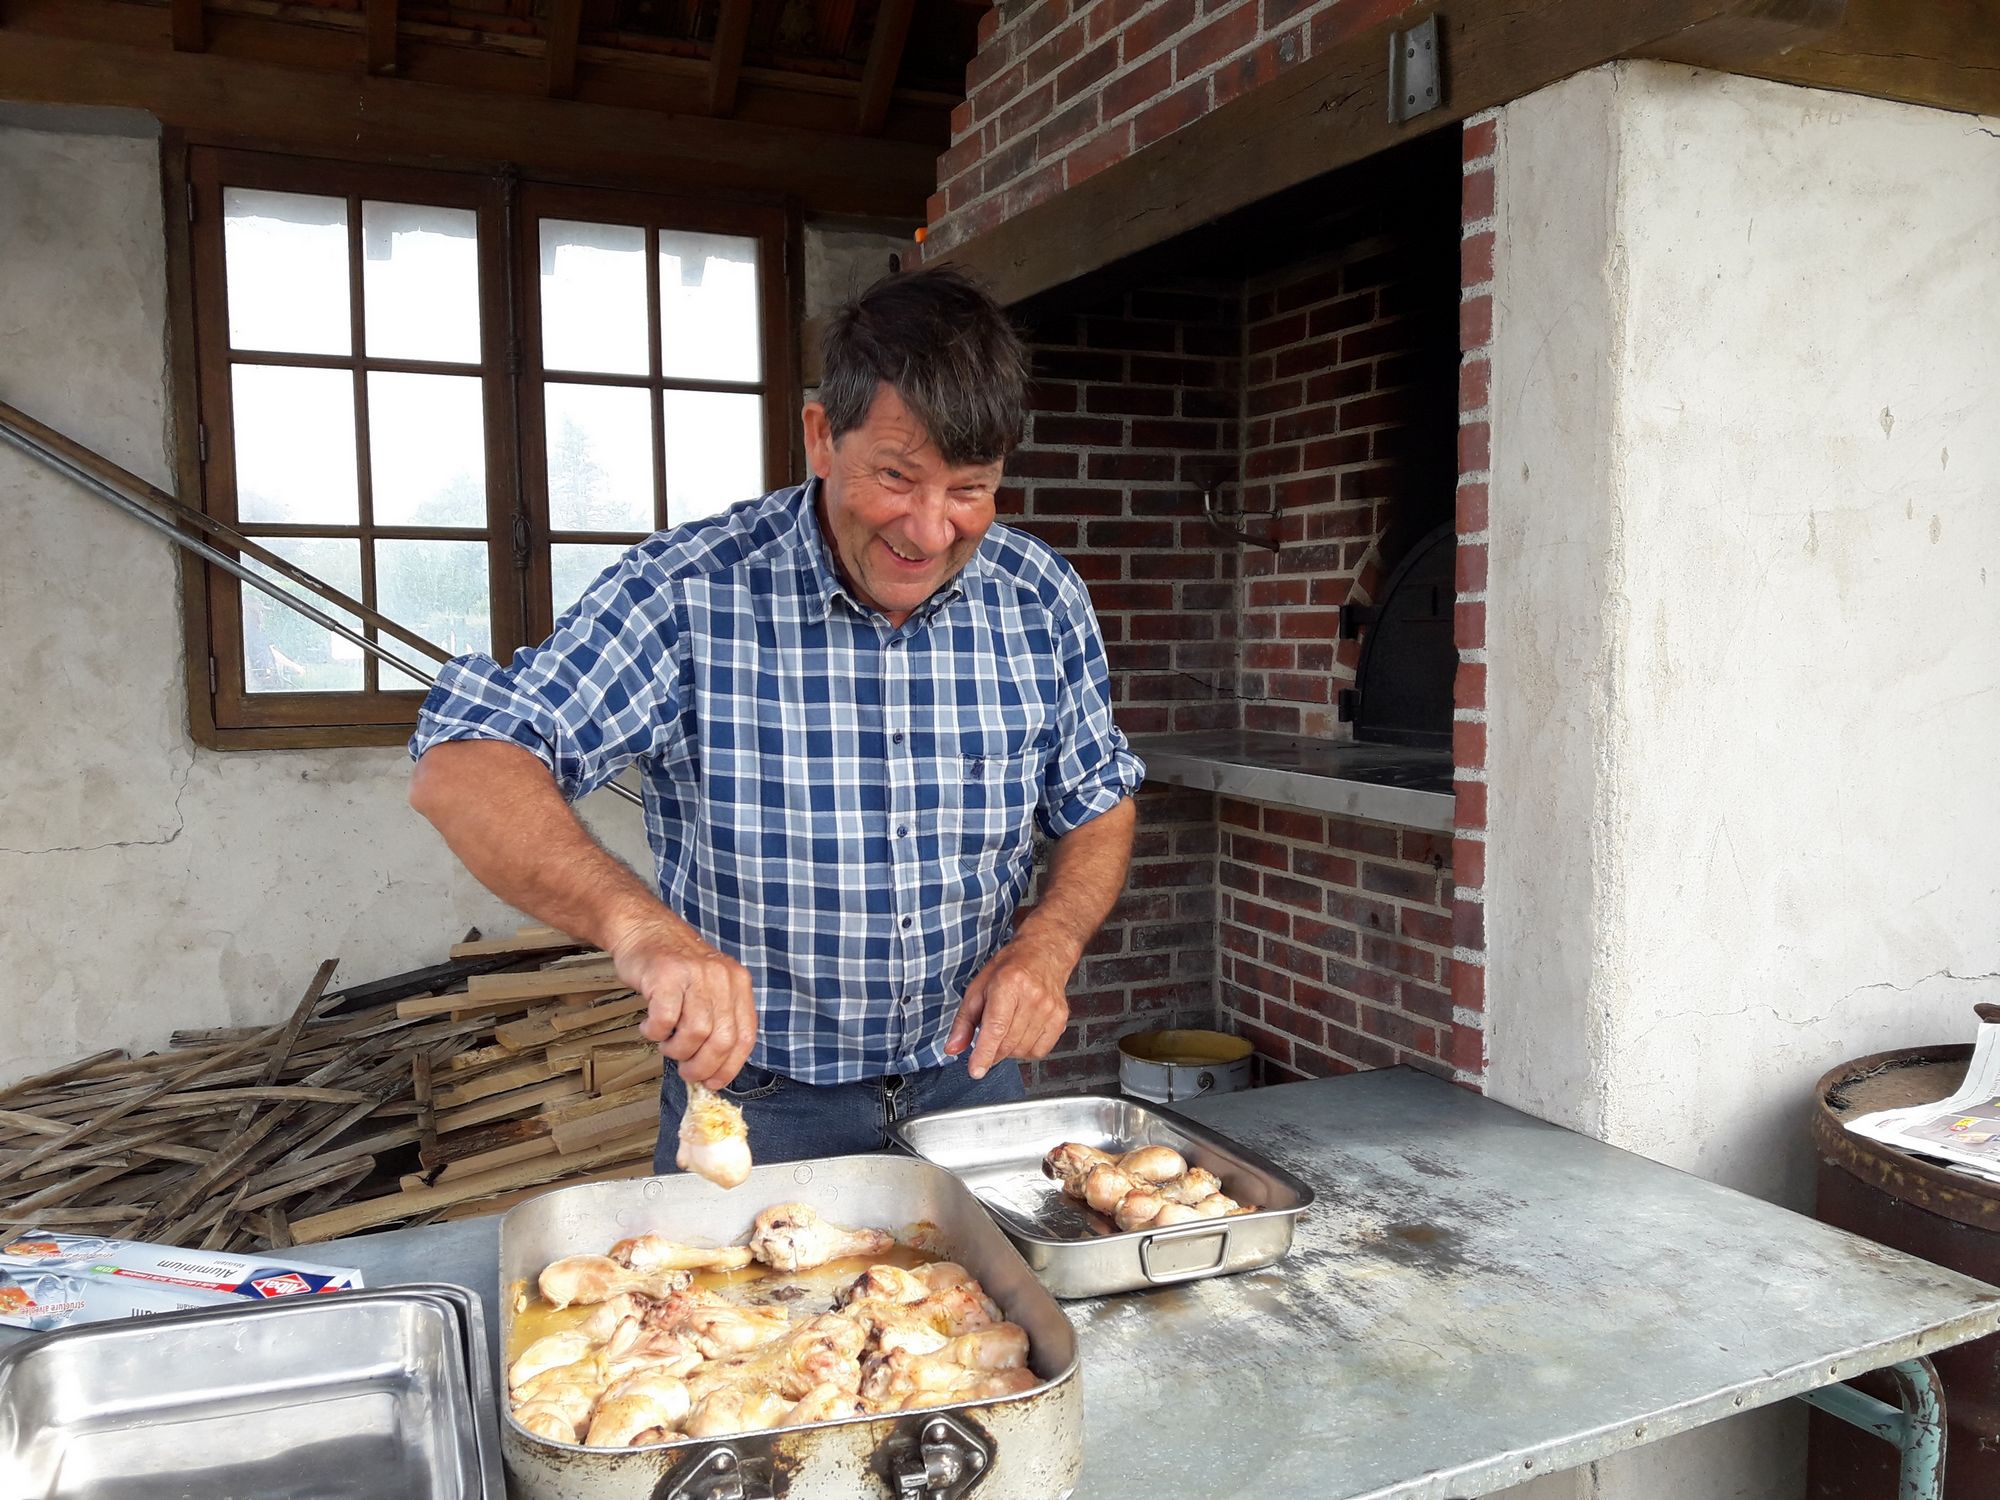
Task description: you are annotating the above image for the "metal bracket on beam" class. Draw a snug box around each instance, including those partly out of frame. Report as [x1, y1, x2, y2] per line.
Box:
[1388, 13, 1442, 123]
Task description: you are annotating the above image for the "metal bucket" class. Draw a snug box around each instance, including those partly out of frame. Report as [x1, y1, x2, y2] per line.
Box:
[1808, 1044, 2000, 1500]
[1116, 1029, 1252, 1105]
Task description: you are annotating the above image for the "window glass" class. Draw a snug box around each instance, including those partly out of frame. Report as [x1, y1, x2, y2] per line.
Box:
[664, 390, 762, 526]
[362, 201, 481, 363]
[375, 539, 491, 689]
[541, 220, 648, 375]
[369, 372, 486, 527]
[231, 364, 359, 525]
[241, 540, 364, 694]
[223, 189, 351, 355]
[546, 383, 653, 533]
[659, 231, 760, 382]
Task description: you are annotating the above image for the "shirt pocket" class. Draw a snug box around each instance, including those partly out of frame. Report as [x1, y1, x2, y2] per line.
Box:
[949, 721, 1049, 867]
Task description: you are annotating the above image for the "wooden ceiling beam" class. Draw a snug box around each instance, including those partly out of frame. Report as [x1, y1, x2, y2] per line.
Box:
[1643, 0, 2000, 116]
[546, 0, 584, 97]
[0, 24, 936, 218]
[171, 0, 206, 52]
[707, 0, 755, 117]
[857, 0, 917, 135]
[936, 0, 1848, 306]
[365, 0, 400, 76]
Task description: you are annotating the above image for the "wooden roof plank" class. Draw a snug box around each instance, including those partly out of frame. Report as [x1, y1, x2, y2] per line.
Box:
[171, 0, 206, 52]
[365, 0, 399, 75]
[857, 0, 917, 135]
[547, 0, 585, 97]
[708, 0, 756, 117]
[0, 25, 937, 219]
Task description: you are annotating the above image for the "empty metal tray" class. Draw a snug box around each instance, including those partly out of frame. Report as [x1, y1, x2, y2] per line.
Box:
[0, 1286, 488, 1500]
[894, 1092, 1315, 1298]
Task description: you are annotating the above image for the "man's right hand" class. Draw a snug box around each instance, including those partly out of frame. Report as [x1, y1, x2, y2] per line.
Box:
[612, 924, 757, 1092]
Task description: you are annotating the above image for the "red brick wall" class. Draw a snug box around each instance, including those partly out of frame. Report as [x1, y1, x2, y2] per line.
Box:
[1013, 287, 1243, 1093]
[928, 0, 1426, 257]
[1449, 110, 1498, 1082]
[1217, 802, 1454, 1080]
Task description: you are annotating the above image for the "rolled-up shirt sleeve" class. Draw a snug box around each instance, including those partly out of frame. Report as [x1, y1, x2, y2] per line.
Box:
[409, 548, 684, 802]
[1039, 591, 1146, 839]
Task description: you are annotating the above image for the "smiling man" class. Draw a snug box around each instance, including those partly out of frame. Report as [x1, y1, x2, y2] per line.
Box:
[407, 266, 1143, 1168]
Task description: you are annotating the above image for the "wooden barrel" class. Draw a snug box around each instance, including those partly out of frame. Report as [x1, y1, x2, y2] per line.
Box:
[1809, 1045, 2000, 1499]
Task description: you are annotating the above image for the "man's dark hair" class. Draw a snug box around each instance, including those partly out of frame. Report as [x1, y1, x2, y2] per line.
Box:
[817, 265, 1028, 466]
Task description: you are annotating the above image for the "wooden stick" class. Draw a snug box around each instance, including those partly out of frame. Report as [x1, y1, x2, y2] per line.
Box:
[20, 1030, 275, 1170]
[552, 1098, 659, 1155]
[399, 1134, 555, 1190]
[0, 1049, 128, 1107]
[434, 1077, 581, 1134]
[548, 992, 649, 1033]
[433, 1059, 553, 1110]
[463, 962, 619, 1003]
[447, 930, 582, 959]
[598, 1050, 666, 1095]
[436, 1154, 651, 1221]
[290, 1126, 658, 1242]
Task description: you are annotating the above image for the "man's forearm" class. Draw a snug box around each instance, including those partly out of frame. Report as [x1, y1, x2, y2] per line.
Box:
[408, 740, 703, 959]
[1011, 795, 1138, 970]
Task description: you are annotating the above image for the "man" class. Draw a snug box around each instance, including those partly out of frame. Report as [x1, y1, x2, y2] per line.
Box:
[408, 266, 1142, 1170]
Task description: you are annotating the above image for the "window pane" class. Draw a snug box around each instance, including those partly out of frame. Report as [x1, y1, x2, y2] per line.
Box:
[664, 390, 762, 527]
[362, 201, 480, 363]
[551, 543, 633, 620]
[659, 231, 760, 382]
[223, 189, 350, 355]
[242, 539, 363, 694]
[540, 220, 647, 375]
[231, 364, 359, 525]
[546, 383, 652, 533]
[375, 539, 491, 690]
[369, 372, 486, 527]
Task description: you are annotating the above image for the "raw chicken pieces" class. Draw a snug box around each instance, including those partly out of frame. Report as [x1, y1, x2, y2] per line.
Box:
[507, 1210, 1034, 1447]
[678, 1081, 753, 1189]
[1043, 1140, 1259, 1231]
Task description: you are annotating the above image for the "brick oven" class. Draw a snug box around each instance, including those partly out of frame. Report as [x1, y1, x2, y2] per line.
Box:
[920, 2, 1498, 1096]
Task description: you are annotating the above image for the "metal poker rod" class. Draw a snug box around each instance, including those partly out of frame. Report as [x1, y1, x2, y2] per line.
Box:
[0, 404, 645, 810]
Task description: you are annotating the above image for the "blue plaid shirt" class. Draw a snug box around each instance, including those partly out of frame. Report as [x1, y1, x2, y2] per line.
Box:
[411, 480, 1144, 1084]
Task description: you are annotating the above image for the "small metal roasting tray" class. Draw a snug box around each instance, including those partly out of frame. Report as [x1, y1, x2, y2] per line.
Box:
[499, 1154, 1081, 1500]
[0, 1285, 495, 1500]
[893, 1092, 1315, 1299]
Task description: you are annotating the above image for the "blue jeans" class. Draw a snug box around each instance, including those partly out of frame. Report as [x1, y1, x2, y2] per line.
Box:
[652, 1058, 1026, 1174]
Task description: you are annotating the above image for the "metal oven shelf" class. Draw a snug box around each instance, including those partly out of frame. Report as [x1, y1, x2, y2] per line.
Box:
[1129, 730, 1455, 832]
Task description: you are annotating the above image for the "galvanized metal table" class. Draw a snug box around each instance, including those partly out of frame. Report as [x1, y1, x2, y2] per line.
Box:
[198, 1069, 2000, 1498]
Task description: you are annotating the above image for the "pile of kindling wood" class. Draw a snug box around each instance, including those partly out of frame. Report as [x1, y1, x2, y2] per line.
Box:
[0, 927, 663, 1252]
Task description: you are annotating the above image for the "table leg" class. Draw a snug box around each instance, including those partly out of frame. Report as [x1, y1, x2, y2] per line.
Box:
[1795, 1356, 1945, 1500]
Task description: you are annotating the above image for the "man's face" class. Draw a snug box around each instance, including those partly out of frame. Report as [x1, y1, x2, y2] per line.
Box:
[803, 384, 1003, 627]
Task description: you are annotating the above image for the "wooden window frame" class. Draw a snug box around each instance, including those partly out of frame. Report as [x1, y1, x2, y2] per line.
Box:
[172, 144, 795, 750]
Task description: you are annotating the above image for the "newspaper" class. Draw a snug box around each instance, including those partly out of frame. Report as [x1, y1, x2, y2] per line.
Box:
[1845, 1011, 2000, 1184]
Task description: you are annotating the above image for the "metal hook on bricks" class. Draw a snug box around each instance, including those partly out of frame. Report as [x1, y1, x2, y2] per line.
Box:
[0, 399, 644, 810]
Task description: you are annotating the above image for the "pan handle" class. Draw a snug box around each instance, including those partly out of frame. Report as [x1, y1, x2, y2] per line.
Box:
[1137, 1223, 1231, 1284]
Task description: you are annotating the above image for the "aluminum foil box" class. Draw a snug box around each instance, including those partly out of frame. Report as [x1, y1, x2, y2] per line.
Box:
[0, 1229, 363, 1331]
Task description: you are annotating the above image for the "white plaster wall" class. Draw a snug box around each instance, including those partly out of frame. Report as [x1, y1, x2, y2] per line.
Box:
[0, 117, 649, 1084]
[1484, 62, 2000, 1500]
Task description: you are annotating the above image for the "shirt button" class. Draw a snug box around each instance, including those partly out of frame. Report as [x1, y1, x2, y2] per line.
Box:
[888, 638, 903, 648]
[891, 731, 904, 745]
[900, 916, 912, 929]
[896, 824, 908, 838]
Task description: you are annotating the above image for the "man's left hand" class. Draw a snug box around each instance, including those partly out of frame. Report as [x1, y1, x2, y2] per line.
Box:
[945, 933, 1076, 1079]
